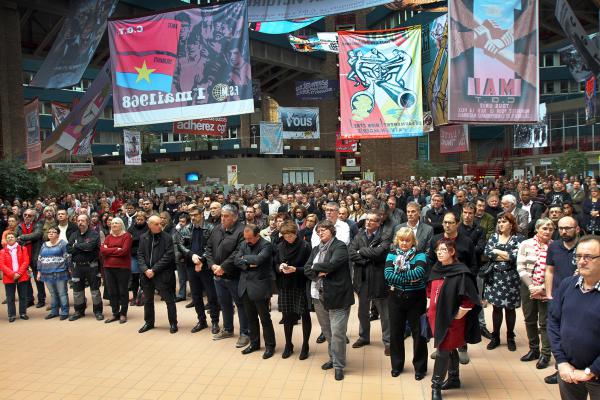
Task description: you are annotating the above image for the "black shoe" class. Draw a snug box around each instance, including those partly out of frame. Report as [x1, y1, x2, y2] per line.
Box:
[316, 332, 326, 344]
[536, 355, 550, 369]
[432, 387, 443, 400]
[104, 316, 119, 324]
[369, 312, 379, 321]
[59, 315, 68, 321]
[279, 318, 284, 325]
[352, 338, 370, 348]
[544, 372, 558, 384]
[520, 349, 540, 362]
[263, 347, 275, 359]
[45, 314, 58, 320]
[138, 323, 154, 333]
[170, 324, 178, 334]
[69, 313, 84, 321]
[404, 327, 412, 339]
[441, 378, 461, 390]
[299, 345, 309, 360]
[185, 301, 195, 308]
[487, 334, 500, 350]
[321, 361, 333, 370]
[175, 297, 185, 303]
[415, 372, 426, 381]
[8, 316, 16, 323]
[35, 302, 45, 309]
[211, 322, 220, 335]
[391, 369, 402, 377]
[282, 345, 293, 359]
[334, 369, 344, 381]
[19, 314, 29, 320]
[191, 320, 208, 333]
[26, 301, 35, 308]
[241, 345, 260, 355]
[346, 336, 350, 344]
[480, 326, 492, 340]
[95, 313, 104, 321]
[507, 335, 517, 352]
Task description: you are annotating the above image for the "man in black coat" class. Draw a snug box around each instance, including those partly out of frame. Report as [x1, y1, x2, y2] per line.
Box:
[305, 220, 354, 381]
[205, 204, 249, 348]
[349, 211, 392, 355]
[16, 209, 46, 308]
[235, 224, 276, 359]
[424, 194, 446, 235]
[137, 216, 178, 334]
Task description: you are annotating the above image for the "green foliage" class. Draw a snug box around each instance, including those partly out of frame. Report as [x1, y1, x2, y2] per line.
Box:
[0, 159, 40, 200]
[550, 150, 588, 177]
[39, 168, 73, 196]
[410, 160, 440, 180]
[72, 176, 105, 193]
[120, 164, 161, 190]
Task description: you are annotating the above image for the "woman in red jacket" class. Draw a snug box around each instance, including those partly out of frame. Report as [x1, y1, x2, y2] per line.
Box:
[100, 217, 132, 324]
[0, 232, 30, 322]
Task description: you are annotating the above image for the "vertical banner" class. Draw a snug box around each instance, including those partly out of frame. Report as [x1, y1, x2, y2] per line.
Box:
[440, 124, 469, 153]
[555, 0, 600, 76]
[227, 165, 238, 185]
[259, 122, 283, 154]
[417, 133, 430, 160]
[107, 1, 254, 127]
[31, 0, 117, 88]
[448, 0, 539, 123]
[425, 14, 449, 126]
[559, 34, 600, 82]
[278, 107, 320, 139]
[51, 102, 71, 131]
[123, 129, 142, 165]
[339, 26, 423, 139]
[41, 61, 112, 160]
[585, 75, 596, 124]
[24, 99, 42, 170]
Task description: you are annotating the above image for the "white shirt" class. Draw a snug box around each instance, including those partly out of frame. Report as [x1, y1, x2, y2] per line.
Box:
[267, 200, 281, 216]
[311, 219, 350, 248]
[58, 224, 69, 242]
[520, 202, 532, 223]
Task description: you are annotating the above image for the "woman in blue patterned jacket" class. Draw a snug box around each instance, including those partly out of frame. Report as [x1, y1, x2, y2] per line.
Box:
[37, 226, 70, 320]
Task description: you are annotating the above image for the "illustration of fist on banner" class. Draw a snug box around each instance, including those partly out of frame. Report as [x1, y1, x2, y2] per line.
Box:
[278, 107, 320, 139]
[124, 129, 142, 165]
[339, 27, 423, 139]
[108, 1, 254, 127]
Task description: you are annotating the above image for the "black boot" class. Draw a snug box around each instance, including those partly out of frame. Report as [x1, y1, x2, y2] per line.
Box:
[431, 350, 450, 400]
[487, 332, 501, 350]
[441, 350, 461, 390]
[507, 332, 516, 352]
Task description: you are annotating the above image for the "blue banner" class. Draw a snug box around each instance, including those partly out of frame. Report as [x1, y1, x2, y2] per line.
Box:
[278, 107, 320, 139]
[31, 0, 117, 89]
[248, 0, 390, 22]
[260, 122, 283, 154]
[250, 17, 322, 34]
[295, 80, 339, 100]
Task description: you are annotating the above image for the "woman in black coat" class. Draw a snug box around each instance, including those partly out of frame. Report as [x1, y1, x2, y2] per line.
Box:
[275, 221, 312, 360]
[127, 213, 148, 306]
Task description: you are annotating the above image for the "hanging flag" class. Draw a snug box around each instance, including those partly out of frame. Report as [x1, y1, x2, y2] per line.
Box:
[259, 122, 283, 154]
[585, 75, 596, 124]
[295, 80, 339, 100]
[227, 165, 238, 185]
[248, 0, 390, 22]
[440, 124, 469, 153]
[172, 118, 228, 136]
[51, 102, 71, 131]
[124, 129, 142, 165]
[31, 0, 117, 89]
[278, 107, 320, 139]
[424, 14, 449, 127]
[72, 128, 96, 156]
[250, 17, 322, 34]
[335, 132, 358, 153]
[448, 0, 539, 123]
[24, 99, 42, 170]
[559, 37, 599, 83]
[339, 26, 423, 139]
[108, 1, 254, 127]
[556, 0, 600, 77]
[288, 33, 338, 53]
[385, 0, 447, 11]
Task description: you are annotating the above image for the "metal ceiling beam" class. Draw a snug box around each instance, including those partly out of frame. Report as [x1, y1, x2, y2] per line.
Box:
[264, 70, 304, 93]
[33, 16, 64, 56]
[2, 0, 69, 15]
[19, 8, 34, 27]
[260, 68, 289, 87]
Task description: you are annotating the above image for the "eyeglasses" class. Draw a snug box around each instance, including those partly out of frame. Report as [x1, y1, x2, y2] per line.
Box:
[435, 248, 449, 253]
[574, 254, 600, 262]
[558, 226, 576, 231]
[442, 221, 456, 225]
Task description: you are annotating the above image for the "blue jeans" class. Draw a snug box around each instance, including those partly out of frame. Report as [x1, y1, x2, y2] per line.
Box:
[46, 280, 69, 316]
[214, 278, 248, 335]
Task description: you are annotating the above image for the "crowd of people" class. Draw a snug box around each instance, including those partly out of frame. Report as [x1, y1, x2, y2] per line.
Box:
[0, 174, 598, 399]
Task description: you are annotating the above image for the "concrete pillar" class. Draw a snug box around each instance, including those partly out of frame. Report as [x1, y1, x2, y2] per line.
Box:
[0, 3, 26, 159]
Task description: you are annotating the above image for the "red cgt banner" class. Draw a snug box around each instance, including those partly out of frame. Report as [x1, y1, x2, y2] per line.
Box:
[439, 124, 469, 153]
[172, 118, 228, 136]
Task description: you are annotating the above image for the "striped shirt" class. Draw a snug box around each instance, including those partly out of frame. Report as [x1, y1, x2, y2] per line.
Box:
[384, 251, 427, 291]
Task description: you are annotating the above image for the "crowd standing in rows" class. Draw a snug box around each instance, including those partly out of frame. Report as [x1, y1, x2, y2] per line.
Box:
[0, 175, 599, 399]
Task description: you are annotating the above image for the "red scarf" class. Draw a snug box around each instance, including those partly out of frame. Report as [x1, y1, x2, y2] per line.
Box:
[19, 222, 33, 255]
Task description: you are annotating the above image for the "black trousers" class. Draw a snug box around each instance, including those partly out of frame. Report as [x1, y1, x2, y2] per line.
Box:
[242, 292, 276, 349]
[27, 263, 46, 303]
[186, 264, 220, 323]
[72, 264, 102, 315]
[141, 272, 177, 326]
[5, 281, 28, 317]
[388, 288, 428, 374]
[105, 268, 130, 317]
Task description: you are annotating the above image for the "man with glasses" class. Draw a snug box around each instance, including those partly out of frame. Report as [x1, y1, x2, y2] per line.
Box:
[548, 235, 600, 399]
[543, 216, 581, 384]
[16, 209, 45, 308]
[349, 212, 392, 355]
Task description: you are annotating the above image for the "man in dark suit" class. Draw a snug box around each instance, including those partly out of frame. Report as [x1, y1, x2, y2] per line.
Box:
[424, 194, 446, 235]
[518, 188, 544, 237]
[235, 224, 276, 359]
[395, 202, 433, 253]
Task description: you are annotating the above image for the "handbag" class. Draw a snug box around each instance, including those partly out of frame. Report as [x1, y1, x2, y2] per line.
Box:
[420, 313, 432, 341]
[478, 262, 494, 279]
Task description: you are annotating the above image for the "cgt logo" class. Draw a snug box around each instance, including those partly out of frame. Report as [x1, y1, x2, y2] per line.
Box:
[172, 118, 228, 136]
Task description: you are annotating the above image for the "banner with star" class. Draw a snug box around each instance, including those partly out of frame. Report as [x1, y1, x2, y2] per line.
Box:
[107, 1, 254, 127]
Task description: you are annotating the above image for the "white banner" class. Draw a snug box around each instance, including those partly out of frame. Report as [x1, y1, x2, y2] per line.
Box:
[124, 130, 141, 165]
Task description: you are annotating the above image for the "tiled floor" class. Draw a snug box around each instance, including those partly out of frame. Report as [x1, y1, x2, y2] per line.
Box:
[0, 292, 561, 400]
